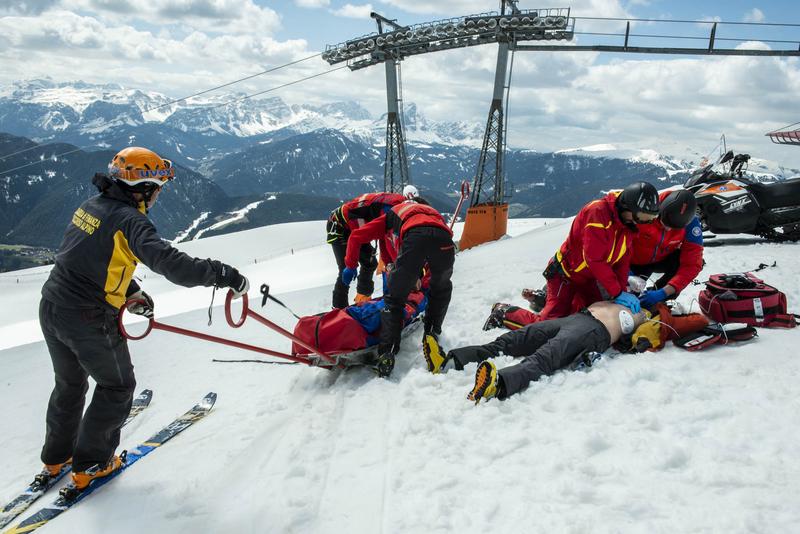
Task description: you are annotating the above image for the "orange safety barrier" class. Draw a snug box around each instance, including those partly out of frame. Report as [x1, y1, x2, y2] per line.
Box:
[458, 203, 508, 251]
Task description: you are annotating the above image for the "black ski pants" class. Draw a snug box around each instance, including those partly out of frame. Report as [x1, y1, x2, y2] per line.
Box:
[330, 238, 377, 309]
[39, 298, 136, 472]
[380, 227, 455, 352]
[447, 310, 610, 399]
[631, 250, 681, 291]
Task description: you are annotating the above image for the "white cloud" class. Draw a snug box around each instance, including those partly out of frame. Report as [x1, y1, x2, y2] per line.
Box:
[0, 9, 313, 96]
[294, 0, 330, 7]
[378, 0, 629, 17]
[743, 8, 764, 23]
[0, 0, 60, 15]
[0, 0, 797, 167]
[332, 3, 373, 19]
[60, 0, 282, 35]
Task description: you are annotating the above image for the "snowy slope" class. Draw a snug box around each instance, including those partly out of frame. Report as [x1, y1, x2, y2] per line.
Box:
[1, 220, 800, 533]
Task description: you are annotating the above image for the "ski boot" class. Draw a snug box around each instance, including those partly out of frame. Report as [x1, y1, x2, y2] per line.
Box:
[422, 330, 450, 374]
[31, 459, 72, 490]
[374, 353, 395, 378]
[521, 288, 547, 313]
[482, 303, 511, 331]
[467, 361, 499, 404]
[69, 454, 124, 491]
[354, 293, 371, 305]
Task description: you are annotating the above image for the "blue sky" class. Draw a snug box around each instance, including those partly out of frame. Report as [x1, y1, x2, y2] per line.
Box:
[0, 0, 799, 165]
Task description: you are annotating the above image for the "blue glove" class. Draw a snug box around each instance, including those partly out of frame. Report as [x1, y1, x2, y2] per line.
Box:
[639, 288, 667, 308]
[614, 291, 641, 313]
[341, 267, 358, 286]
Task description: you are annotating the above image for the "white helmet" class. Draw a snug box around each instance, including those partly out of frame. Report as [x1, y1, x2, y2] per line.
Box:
[402, 184, 419, 200]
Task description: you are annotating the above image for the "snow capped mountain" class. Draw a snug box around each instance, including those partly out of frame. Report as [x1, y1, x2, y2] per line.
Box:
[0, 79, 483, 150]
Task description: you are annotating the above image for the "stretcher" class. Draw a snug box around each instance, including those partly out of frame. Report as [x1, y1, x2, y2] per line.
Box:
[118, 288, 423, 370]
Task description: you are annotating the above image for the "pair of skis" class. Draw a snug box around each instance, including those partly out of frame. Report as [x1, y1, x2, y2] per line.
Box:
[0, 391, 216, 534]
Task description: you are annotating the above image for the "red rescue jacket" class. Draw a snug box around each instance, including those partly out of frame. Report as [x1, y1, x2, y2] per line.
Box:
[555, 191, 634, 298]
[345, 201, 451, 268]
[341, 192, 406, 231]
[630, 192, 704, 292]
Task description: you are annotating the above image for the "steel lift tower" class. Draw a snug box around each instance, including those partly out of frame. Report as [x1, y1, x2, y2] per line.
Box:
[460, 0, 519, 250]
[371, 13, 411, 193]
[324, 2, 573, 247]
[324, 4, 799, 249]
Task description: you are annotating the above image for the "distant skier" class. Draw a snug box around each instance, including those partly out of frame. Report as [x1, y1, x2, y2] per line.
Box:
[341, 194, 455, 377]
[486, 189, 702, 330]
[36, 147, 249, 491]
[326, 186, 415, 308]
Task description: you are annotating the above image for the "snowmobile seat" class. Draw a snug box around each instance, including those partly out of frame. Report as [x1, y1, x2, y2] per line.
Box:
[749, 177, 800, 209]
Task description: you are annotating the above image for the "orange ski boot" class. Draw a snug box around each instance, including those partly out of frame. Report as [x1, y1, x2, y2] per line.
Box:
[71, 455, 123, 490]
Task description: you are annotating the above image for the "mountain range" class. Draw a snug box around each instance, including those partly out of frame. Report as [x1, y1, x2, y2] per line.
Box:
[1, 79, 798, 267]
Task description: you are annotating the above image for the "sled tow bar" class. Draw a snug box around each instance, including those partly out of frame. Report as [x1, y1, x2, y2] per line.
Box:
[118, 291, 337, 366]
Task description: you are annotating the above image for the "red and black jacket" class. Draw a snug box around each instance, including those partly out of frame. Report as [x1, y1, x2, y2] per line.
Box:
[555, 191, 634, 298]
[344, 200, 451, 268]
[631, 192, 704, 292]
[327, 192, 406, 243]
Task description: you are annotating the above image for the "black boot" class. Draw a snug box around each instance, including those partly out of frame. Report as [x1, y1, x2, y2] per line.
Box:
[375, 308, 403, 377]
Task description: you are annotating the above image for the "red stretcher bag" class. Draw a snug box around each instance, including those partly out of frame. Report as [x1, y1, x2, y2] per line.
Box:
[699, 272, 797, 328]
[292, 309, 368, 356]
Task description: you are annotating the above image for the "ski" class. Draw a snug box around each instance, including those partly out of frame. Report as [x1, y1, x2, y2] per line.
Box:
[0, 389, 153, 530]
[5, 392, 215, 534]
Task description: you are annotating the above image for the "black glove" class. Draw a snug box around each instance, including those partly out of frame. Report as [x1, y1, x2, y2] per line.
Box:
[127, 290, 154, 318]
[213, 261, 250, 298]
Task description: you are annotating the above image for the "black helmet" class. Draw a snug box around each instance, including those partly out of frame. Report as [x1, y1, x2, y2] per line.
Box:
[659, 189, 697, 229]
[617, 181, 660, 218]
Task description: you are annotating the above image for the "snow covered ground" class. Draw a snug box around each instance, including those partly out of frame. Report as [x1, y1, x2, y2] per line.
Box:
[1, 218, 799, 533]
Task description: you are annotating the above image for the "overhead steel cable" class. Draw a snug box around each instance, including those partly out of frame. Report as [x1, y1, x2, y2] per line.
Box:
[0, 52, 323, 163]
[203, 65, 348, 111]
[0, 63, 348, 177]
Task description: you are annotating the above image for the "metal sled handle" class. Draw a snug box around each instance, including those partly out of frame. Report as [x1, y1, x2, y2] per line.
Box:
[118, 297, 315, 366]
[224, 290, 338, 365]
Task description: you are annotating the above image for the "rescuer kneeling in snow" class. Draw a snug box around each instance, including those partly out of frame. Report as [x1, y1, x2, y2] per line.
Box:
[36, 147, 249, 491]
[486, 189, 703, 330]
[341, 194, 455, 377]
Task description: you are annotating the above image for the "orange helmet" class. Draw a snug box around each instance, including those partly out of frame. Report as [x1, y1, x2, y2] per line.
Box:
[109, 147, 174, 189]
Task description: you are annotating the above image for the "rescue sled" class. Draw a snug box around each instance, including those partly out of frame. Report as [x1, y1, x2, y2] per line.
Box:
[119, 288, 425, 370]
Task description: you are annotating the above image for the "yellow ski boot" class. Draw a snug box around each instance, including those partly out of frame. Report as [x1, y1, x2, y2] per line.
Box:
[467, 361, 499, 404]
[422, 333, 448, 374]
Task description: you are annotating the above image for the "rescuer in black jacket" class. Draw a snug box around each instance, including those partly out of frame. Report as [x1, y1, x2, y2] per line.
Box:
[36, 147, 249, 491]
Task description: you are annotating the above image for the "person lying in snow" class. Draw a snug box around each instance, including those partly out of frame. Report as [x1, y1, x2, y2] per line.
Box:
[450, 300, 712, 403]
[292, 284, 428, 357]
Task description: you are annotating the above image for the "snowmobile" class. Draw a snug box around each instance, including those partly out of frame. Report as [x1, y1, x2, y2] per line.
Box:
[684, 150, 800, 241]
